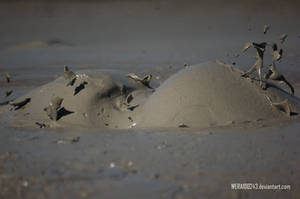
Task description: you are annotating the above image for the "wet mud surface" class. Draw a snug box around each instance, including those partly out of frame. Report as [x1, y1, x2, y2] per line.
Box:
[1, 123, 300, 198]
[1, 0, 300, 198]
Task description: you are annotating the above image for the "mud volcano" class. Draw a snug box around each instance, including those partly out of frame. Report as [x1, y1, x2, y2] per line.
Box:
[5, 61, 300, 129]
[6, 70, 152, 129]
[136, 61, 299, 128]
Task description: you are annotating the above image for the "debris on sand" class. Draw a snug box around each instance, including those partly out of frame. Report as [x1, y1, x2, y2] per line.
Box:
[242, 42, 253, 52]
[241, 42, 268, 88]
[263, 25, 269, 34]
[71, 136, 80, 143]
[153, 173, 160, 179]
[35, 122, 49, 128]
[9, 98, 31, 110]
[127, 161, 133, 167]
[128, 116, 133, 122]
[128, 104, 139, 111]
[0, 100, 10, 106]
[5, 90, 13, 97]
[129, 123, 137, 128]
[270, 43, 283, 61]
[56, 136, 80, 144]
[22, 180, 29, 187]
[280, 33, 288, 44]
[184, 63, 189, 68]
[5, 72, 11, 83]
[265, 96, 292, 116]
[125, 93, 140, 111]
[126, 93, 134, 105]
[156, 141, 168, 150]
[64, 65, 77, 86]
[44, 97, 64, 120]
[265, 43, 294, 95]
[74, 81, 88, 95]
[127, 73, 154, 90]
[178, 123, 189, 128]
[109, 162, 116, 168]
[56, 140, 66, 144]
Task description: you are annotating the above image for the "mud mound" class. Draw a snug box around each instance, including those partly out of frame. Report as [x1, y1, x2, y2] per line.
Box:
[4, 61, 300, 129]
[6, 70, 152, 129]
[137, 61, 299, 128]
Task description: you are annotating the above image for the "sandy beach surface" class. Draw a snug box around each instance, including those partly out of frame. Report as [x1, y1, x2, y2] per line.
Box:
[1, 0, 300, 198]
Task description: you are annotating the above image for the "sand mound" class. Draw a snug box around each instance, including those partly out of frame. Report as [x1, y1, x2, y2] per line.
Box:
[4, 61, 300, 129]
[137, 61, 299, 128]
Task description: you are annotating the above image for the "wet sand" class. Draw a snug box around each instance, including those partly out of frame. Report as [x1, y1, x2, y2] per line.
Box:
[1, 0, 300, 198]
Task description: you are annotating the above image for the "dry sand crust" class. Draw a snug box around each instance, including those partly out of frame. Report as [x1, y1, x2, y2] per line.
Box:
[5, 61, 300, 129]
